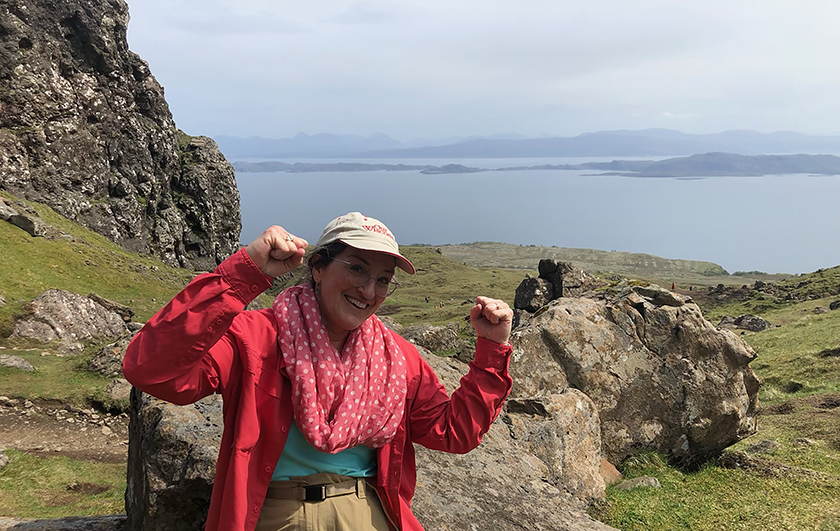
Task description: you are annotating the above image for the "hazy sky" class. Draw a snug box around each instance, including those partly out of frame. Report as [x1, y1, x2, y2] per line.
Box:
[126, 0, 840, 141]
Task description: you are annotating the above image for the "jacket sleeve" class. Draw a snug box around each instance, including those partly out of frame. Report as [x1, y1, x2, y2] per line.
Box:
[407, 337, 512, 454]
[122, 248, 274, 405]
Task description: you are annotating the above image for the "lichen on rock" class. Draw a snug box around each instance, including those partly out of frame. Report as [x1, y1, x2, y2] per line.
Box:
[0, 0, 240, 269]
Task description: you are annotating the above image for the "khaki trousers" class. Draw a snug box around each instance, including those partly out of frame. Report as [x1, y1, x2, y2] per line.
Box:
[255, 473, 392, 531]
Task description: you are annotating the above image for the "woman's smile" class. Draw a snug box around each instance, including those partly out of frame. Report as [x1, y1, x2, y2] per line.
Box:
[312, 249, 396, 348]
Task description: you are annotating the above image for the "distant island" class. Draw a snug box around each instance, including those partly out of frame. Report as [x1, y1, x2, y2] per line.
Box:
[419, 164, 485, 175]
[232, 161, 431, 173]
[498, 153, 840, 177]
[234, 153, 840, 177]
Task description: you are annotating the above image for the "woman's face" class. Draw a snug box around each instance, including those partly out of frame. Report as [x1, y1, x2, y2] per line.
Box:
[312, 248, 396, 346]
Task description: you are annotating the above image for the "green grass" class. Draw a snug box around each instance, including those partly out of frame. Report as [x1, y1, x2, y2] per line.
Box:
[0, 192, 192, 339]
[435, 241, 793, 288]
[0, 346, 127, 411]
[384, 247, 529, 327]
[591, 452, 840, 531]
[0, 450, 125, 518]
[740, 300, 840, 405]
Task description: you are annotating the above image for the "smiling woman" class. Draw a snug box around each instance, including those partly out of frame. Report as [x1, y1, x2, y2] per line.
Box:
[122, 211, 515, 531]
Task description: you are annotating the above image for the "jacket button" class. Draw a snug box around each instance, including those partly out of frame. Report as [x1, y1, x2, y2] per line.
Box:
[265, 465, 272, 473]
[280, 426, 288, 433]
[250, 284, 259, 292]
[215, 318, 224, 326]
[253, 505, 260, 513]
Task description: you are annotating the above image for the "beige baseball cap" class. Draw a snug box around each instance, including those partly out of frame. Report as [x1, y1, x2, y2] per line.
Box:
[316, 212, 415, 274]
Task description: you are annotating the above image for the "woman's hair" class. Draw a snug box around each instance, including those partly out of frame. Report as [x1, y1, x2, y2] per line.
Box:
[306, 241, 348, 274]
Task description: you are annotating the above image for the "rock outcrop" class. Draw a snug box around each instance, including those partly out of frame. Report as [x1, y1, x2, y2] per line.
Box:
[401, 323, 474, 362]
[125, 348, 614, 531]
[514, 259, 607, 319]
[126, 389, 221, 531]
[86, 333, 137, 377]
[0, 0, 240, 269]
[510, 284, 760, 468]
[718, 314, 773, 332]
[12, 289, 127, 353]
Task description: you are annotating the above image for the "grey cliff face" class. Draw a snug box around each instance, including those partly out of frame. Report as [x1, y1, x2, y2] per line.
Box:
[0, 0, 240, 269]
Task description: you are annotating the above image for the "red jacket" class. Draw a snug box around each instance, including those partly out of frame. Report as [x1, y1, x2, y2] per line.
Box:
[123, 248, 512, 531]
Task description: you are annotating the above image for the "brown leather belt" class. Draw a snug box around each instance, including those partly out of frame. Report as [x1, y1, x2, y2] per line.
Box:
[265, 478, 368, 502]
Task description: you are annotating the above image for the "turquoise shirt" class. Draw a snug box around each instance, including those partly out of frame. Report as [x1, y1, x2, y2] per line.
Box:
[272, 421, 377, 481]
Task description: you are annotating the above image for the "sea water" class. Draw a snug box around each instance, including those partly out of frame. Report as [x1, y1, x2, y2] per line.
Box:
[235, 159, 840, 274]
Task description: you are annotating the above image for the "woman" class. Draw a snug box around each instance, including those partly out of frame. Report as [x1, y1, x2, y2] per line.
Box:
[123, 212, 514, 531]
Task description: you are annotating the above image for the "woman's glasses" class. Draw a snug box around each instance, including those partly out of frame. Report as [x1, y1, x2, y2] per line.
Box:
[332, 258, 400, 297]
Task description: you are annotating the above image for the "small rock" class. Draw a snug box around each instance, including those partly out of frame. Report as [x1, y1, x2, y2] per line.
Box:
[613, 476, 661, 491]
[745, 439, 780, 455]
[105, 378, 132, 402]
[792, 438, 817, 447]
[0, 450, 10, 471]
[0, 354, 35, 372]
[600, 458, 623, 486]
[813, 307, 828, 314]
[24, 400, 33, 408]
[0, 396, 18, 407]
[829, 300, 840, 311]
[732, 314, 772, 332]
[101, 426, 113, 436]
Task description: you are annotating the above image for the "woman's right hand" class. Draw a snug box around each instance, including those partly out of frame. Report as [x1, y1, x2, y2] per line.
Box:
[245, 226, 309, 278]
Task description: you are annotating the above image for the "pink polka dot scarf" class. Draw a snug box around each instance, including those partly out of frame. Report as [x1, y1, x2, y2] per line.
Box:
[272, 283, 407, 454]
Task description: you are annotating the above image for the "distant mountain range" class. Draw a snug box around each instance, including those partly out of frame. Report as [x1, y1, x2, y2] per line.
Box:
[217, 129, 840, 159]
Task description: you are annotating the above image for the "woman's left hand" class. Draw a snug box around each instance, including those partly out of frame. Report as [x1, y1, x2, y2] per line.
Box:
[470, 296, 513, 345]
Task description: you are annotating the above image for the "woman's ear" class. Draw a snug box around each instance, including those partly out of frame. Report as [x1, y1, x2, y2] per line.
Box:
[311, 263, 324, 284]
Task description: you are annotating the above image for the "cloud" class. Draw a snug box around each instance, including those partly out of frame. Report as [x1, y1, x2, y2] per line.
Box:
[126, 0, 840, 138]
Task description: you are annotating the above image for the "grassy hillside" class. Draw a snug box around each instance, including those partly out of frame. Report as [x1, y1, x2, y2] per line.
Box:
[696, 265, 840, 323]
[0, 192, 193, 339]
[436, 242, 791, 289]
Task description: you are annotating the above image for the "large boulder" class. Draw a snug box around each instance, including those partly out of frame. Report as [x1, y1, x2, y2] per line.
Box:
[0, 0, 240, 269]
[12, 290, 127, 353]
[125, 348, 614, 531]
[126, 390, 221, 531]
[510, 284, 760, 468]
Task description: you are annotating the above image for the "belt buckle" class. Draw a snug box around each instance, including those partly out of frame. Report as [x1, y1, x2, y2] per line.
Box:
[304, 484, 327, 502]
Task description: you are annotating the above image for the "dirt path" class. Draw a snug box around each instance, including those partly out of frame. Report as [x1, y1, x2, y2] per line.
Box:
[0, 396, 128, 464]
